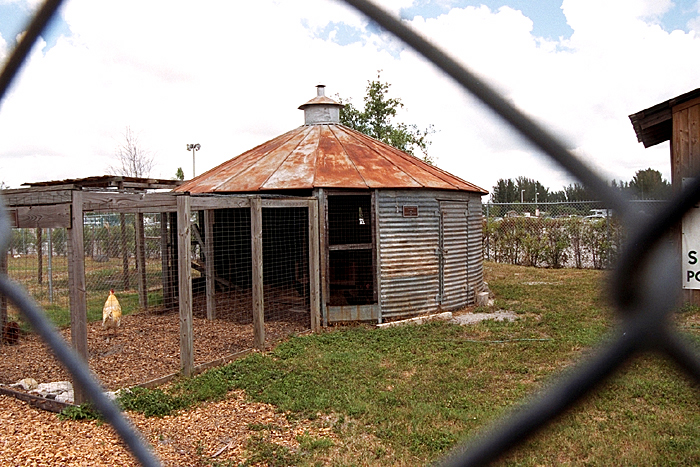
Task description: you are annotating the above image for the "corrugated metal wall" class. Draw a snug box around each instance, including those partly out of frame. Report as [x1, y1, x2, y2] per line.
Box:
[376, 191, 441, 318]
[375, 190, 484, 319]
[440, 200, 469, 310]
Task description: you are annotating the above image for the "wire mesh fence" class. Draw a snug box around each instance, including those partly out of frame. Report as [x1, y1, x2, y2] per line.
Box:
[483, 200, 667, 269]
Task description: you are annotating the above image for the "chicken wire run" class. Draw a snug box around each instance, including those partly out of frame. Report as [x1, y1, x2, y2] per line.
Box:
[1, 182, 318, 404]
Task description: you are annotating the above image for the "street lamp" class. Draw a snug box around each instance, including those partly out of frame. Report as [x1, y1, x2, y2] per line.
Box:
[187, 144, 201, 178]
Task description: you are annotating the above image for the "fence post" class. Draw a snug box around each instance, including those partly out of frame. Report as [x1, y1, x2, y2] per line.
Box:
[67, 190, 88, 404]
[308, 200, 320, 332]
[177, 195, 193, 376]
[135, 213, 147, 310]
[251, 196, 265, 350]
[204, 209, 216, 320]
[486, 202, 490, 261]
[0, 247, 6, 345]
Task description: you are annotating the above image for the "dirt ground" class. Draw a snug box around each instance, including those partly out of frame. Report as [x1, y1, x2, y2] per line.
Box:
[0, 309, 315, 465]
[0, 309, 307, 391]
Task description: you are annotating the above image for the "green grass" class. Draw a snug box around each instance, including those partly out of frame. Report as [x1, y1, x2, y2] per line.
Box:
[65, 262, 700, 465]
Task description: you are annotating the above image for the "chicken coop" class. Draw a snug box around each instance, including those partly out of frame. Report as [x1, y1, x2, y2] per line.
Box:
[176, 85, 488, 324]
[0, 176, 320, 403]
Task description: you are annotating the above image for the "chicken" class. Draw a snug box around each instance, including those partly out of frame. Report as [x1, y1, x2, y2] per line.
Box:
[102, 289, 122, 331]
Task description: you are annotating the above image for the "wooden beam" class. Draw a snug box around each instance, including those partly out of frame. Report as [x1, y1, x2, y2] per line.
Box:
[0, 386, 73, 413]
[8, 204, 71, 228]
[135, 213, 148, 310]
[190, 197, 250, 210]
[67, 190, 88, 405]
[81, 192, 178, 213]
[250, 196, 265, 350]
[308, 200, 320, 332]
[177, 195, 194, 376]
[204, 210, 216, 320]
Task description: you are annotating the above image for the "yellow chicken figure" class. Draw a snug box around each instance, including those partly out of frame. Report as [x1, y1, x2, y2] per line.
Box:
[102, 289, 122, 331]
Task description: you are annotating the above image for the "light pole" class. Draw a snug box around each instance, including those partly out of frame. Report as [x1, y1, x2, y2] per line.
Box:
[521, 189, 525, 204]
[535, 192, 540, 217]
[187, 144, 201, 178]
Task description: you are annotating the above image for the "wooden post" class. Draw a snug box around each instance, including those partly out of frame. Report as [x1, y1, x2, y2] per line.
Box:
[204, 209, 216, 320]
[36, 228, 43, 284]
[251, 196, 265, 350]
[67, 190, 88, 404]
[135, 212, 147, 310]
[177, 195, 194, 376]
[316, 189, 329, 327]
[1, 247, 7, 346]
[308, 200, 320, 332]
[120, 213, 129, 291]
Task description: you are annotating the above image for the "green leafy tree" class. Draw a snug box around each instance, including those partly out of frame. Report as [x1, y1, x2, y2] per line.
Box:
[175, 167, 185, 181]
[629, 168, 670, 200]
[339, 72, 435, 164]
[491, 178, 519, 203]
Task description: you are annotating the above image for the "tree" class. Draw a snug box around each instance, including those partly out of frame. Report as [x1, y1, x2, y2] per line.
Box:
[107, 126, 155, 178]
[629, 168, 670, 200]
[339, 71, 436, 164]
[175, 167, 185, 181]
[490, 178, 519, 203]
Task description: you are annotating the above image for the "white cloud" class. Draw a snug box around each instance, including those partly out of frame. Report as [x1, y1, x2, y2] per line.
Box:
[0, 0, 698, 197]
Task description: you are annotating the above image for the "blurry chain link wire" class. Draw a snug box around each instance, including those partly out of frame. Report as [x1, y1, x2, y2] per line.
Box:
[1, 1, 700, 466]
[0, 1, 161, 466]
[339, 0, 700, 465]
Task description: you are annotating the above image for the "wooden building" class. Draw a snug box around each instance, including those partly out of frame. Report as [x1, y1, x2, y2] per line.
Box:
[630, 87, 700, 303]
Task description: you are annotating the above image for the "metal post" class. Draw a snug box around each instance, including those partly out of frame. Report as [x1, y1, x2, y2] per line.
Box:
[47, 228, 53, 304]
[187, 143, 201, 178]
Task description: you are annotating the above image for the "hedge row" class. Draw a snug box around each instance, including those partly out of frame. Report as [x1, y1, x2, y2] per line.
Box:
[483, 216, 624, 269]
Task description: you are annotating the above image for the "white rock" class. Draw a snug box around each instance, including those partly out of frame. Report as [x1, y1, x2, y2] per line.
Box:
[11, 378, 38, 391]
[33, 381, 73, 396]
[55, 390, 74, 404]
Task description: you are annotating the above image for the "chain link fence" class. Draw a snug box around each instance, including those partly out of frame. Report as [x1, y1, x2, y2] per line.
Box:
[483, 200, 667, 269]
[1, 1, 700, 466]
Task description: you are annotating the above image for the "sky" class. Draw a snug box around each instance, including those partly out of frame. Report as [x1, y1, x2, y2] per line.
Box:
[1, 0, 700, 199]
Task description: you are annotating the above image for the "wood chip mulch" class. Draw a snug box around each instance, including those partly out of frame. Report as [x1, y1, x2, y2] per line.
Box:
[0, 389, 336, 466]
[0, 310, 318, 465]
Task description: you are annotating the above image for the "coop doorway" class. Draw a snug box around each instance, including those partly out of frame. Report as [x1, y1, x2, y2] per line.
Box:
[326, 193, 377, 320]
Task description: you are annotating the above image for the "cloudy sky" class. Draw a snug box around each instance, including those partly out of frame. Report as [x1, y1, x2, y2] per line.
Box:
[0, 0, 699, 198]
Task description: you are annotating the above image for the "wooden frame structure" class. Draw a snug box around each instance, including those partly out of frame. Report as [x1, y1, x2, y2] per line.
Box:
[1, 176, 321, 403]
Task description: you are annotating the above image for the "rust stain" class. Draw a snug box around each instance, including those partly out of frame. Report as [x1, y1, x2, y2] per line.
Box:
[175, 123, 487, 194]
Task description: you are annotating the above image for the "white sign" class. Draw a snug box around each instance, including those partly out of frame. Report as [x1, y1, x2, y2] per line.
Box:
[682, 178, 700, 289]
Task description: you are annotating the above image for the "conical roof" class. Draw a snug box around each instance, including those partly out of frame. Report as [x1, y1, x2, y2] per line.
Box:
[176, 87, 486, 194]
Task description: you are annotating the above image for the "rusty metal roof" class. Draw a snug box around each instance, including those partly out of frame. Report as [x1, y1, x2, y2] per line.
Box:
[176, 124, 487, 194]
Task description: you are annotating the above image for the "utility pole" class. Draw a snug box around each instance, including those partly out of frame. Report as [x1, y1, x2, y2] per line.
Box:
[187, 144, 201, 178]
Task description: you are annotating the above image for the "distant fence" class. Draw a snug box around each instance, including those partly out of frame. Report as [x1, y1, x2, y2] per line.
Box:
[483, 200, 667, 269]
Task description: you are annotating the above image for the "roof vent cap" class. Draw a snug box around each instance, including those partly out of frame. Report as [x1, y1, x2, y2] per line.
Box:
[299, 85, 344, 125]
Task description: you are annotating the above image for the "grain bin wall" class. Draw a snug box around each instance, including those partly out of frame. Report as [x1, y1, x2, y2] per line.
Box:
[376, 190, 484, 320]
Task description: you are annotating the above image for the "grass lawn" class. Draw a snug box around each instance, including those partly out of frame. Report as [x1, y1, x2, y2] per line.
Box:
[76, 262, 700, 465]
